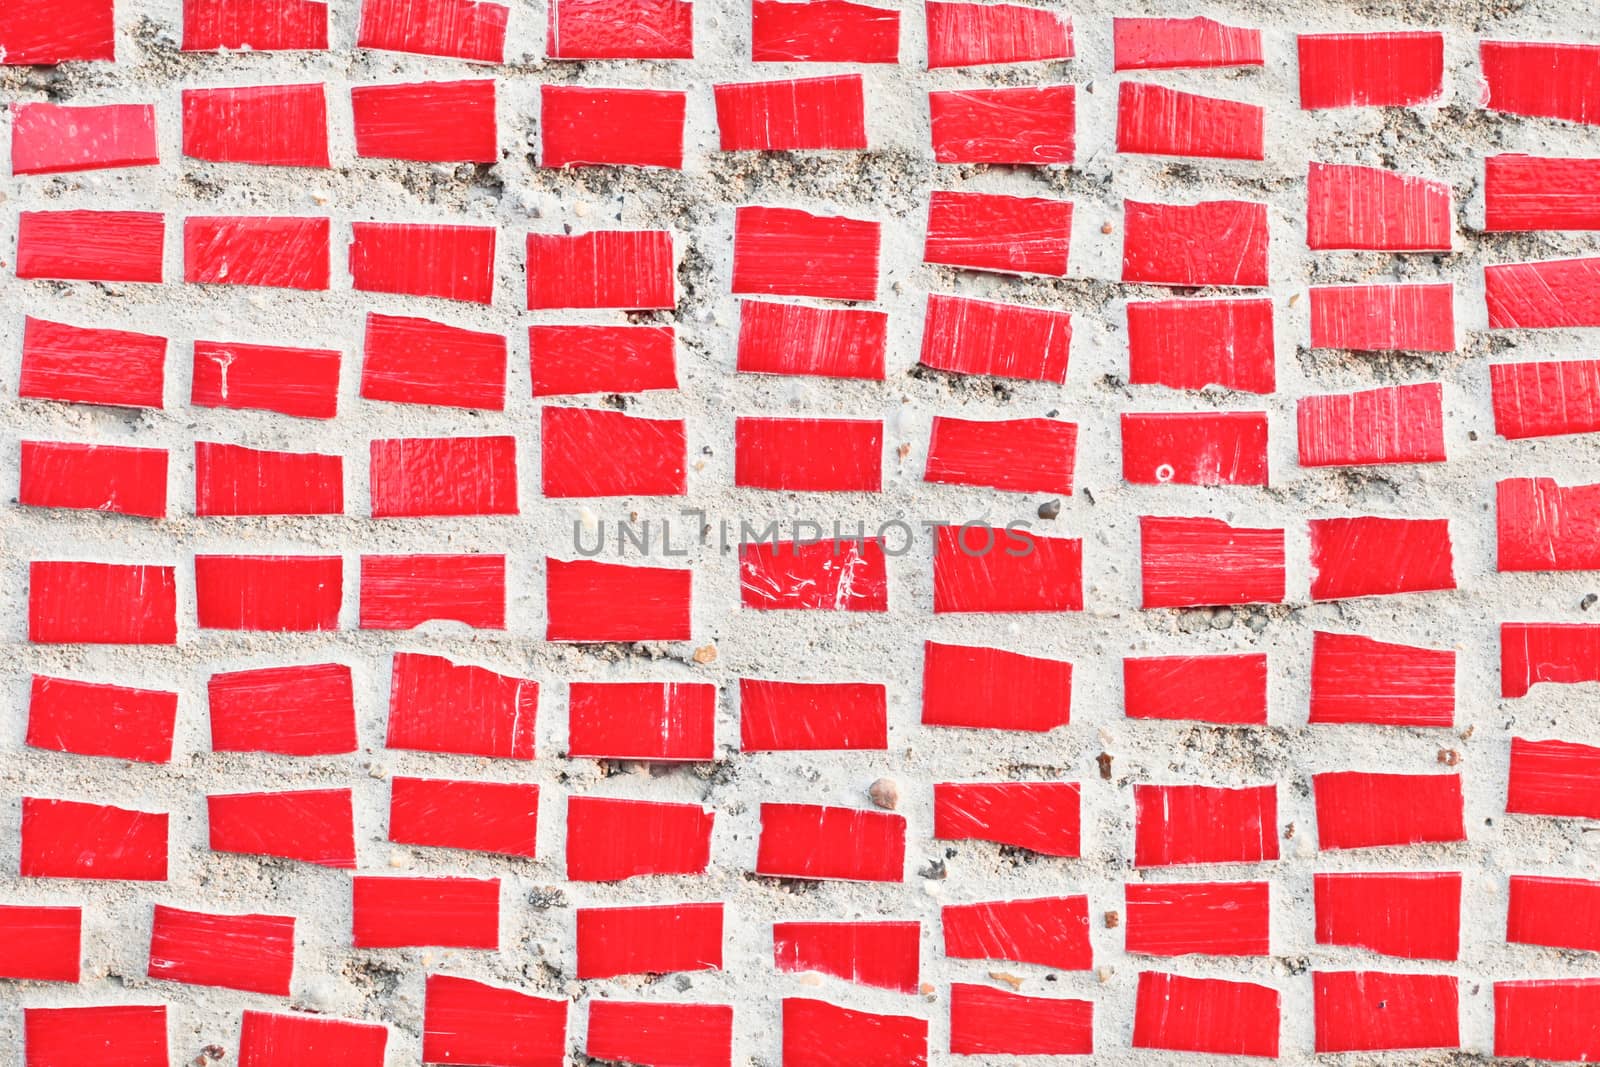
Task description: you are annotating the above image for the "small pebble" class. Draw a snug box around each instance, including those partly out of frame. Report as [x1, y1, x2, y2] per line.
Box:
[1100, 221, 1114, 234]
[989, 970, 1024, 990]
[869, 777, 899, 810]
[1037, 498, 1062, 520]
[1104, 910, 1120, 929]
[1584, 593, 1598, 611]
[1437, 748, 1461, 766]
[692, 644, 717, 664]
[1211, 609, 1235, 629]
[1096, 752, 1113, 780]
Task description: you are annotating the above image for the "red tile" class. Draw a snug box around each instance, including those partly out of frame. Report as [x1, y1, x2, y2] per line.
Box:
[921, 294, 1071, 383]
[1133, 972, 1279, 1057]
[1117, 82, 1263, 160]
[924, 416, 1076, 494]
[1309, 516, 1454, 600]
[1306, 162, 1451, 250]
[1139, 516, 1285, 608]
[1309, 632, 1455, 727]
[587, 1002, 732, 1067]
[547, 0, 693, 59]
[183, 0, 329, 50]
[527, 230, 674, 309]
[540, 406, 686, 497]
[1126, 297, 1275, 393]
[1134, 783, 1278, 866]
[566, 796, 713, 881]
[11, 103, 158, 175]
[546, 558, 692, 641]
[949, 985, 1093, 1056]
[736, 416, 881, 491]
[1509, 736, 1600, 819]
[1315, 871, 1461, 960]
[184, 215, 331, 290]
[541, 85, 686, 169]
[1297, 382, 1445, 467]
[782, 999, 926, 1067]
[209, 663, 357, 756]
[1112, 16, 1262, 70]
[1121, 411, 1268, 486]
[29, 561, 177, 645]
[1500, 477, 1600, 571]
[750, 0, 897, 63]
[239, 1010, 387, 1067]
[1310, 282, 1455, 351]
[757, 803, 904, 881]
[737, 299, 886, 379]
[576, 902, 723, 978]
[27, 675, 177, 763]
[21, 797, 167, 881]
[934, 781, 1079, 856]
[349, 222, 495, 304]
[1313, 971, 1458, 1052]
[1485, 154, 1600, 231]
[192, 339, 340, 419]
[531, 324, 677, 395]
[370, 435, 517, 516]
[357, 0, 507, 62]
[1507, 875, 1600, 951]
[208, 788, 355, 868]
[0, 905, 80, 982]
[942, 896, 1091, 969]
[387, 652, 537, 760]
[363, 313, 504, 410]
[741, 538, 887, 611]
[922, 640, 1071, 732]
[24, 1006, 166, 1067]
[1123, 653, 1267, 725]
[1481, 41, 1600, 125]
[1298, 32, 1443, 109]
[17, 210, 164, 283]
[148, 904, 294, 995]
[1122, 199, 1268, 287]
[773, 921, 919, 993]
[352, 875, 499, 949]
[1486, 256, 1600, 329]
[925, 1, 1071, 68]
[1491, 358, 1600, 439]
[1495, 979, 1600, 1062]
[359, 554, 506, 630]
[194, 442, 341, 516]
[182, 84, 328, 167]
[1502, 622, 1600, 698]
[1124, 881, 1270, 956]
[352, 79, 496, 163]
[21, 316, 167, 409]
[928, 85, 1075, 164]
[424, 974, 566, 1067]
[20, 441, 168, 518]
[934, 526, 1081, 613]
[0, 0, 115, 63]
[732, 206, 879, 301]
[739, 678, 887, 751]
[568, 681, 715, 761]
[924, 190, 1071, 277]
[390, 777, 539, 857]
[194, 555, 342, 631]
[714, 74, 866, 151]
[1313, 771, 1464, 849]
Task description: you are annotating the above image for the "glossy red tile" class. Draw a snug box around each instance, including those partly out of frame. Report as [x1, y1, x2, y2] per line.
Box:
[21, 797, 168, 881]
[741, 678, 887, 750]
[1133, 971, 1279, 1057]
[920, 294, 1072, 383]
[352, 79, 497, 163]
[772, 921, 919, 992]
[735, 416, 881, 491]
[0, 905, 80, 982]
[924, 190, 1071, 276]
[948, 984, 1092, 1056]
[148, 904, 294, 995]
[565, 796, 713, 881]
[942, 896, 1091, 969]
[1306, 162, 1451, 250]
[1508, 875, 1600, 951]
[386, 652, 537, 760]
[17, 210, 164, 283]
[1121, 411, 1268, 486]
[238, 1010, 387, 1067]
[1491, 358, 1600, 439]
[1313, 771, 1464, 849]
[359, 554, 506, 630]
[1508, 736, 1600, 819]
[208, 787, 355, 868]
[1499, 477, 1600, 571]
[1315, 871, 1461, 960]
[732, 206, 879, 301]
[1297, 382, 1445, 467]
[1313, 971, 1458, 1052]
[1134, 783, 1278, 866]
[370, 435, 517, 516]
[1308, 516, 1454, 600]
[1297, 32, 1443, 108]
[928, 85, 1075, 164]
[541, 85, 686, 169]
[20, 441, 168, 518]
[1124, 653, 1267, 724]
[1309, 632, 1455, 727]
[1485, 154, 1600, 230]
[923, 416, 1075, 494]
[547, 0, 694, 59]
[933, 526, 1082, 613]
[21, 316, 167, 409]
[184, 215, 331, 290]
[531, 324, 677, 395]
[546, 558, 692, 641]
[1125, 297, 1272, 392]
[389, 777, 539, 857]
[423, 974, 566, 1067]
[1486, 256, 1600, 329]
[576, 902, 723, 978]
[540, 406, 686, 497]
[714, 74, 866, 151]
[24, 1006, 166, 1067]
[757, 803, 904, 881]
[363, 313, 504, 410]
[750, 0, 897, 63]
[209, 663, 357, 756]
[357, 0, 507, 61]
[194, 554, 341, 631]
[1309, 282, 1454, 351]
[1495, 979, 1600, 1062]
[1112, 16, 1262, 69]
[586, 1001, 733, 1067]
[741, 538, 887, 611]
[568, 681, 715, 761]
[922, 640, 1071, 731]
[352, 875, 499, 949]
[925, 1, 1071, 68]
[181, 84, 329, 167]
[183, 0, 329, 50]
[934, 781, 1079, 856]
[1117, 82, 1263, 160]
[29, 561, 177, 645]
[1122, 199, 1268, 286]
[194, 442, 341, 516]
[1502, 622, 1600, 697]
[526, 230, 674, 309]
[349, 222, 495, 304]
[191, 339, 340, 419]
[1124, 881, 1270, 956]
[27, 675, 177, 763]
[11, 103, 158, 175]
[1139, 516, 1285, 608]
[782, 999, 926, 1066]
[736, 299, 886, 379]
[1481, 41, 1600, 125]
[0, 0, 115, 63]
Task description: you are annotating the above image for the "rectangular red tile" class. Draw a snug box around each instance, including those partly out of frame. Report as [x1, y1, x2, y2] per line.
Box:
[1499, 477, 1600, 571]
[239, 1011, 386, 1067]
[1310, 282, 1455, 351]
[782, 999, 926, 1067]
[714, 74, 866, 151]
[736, 299, 886, 379]
[1315, 871, 1461, 960]
[11, 102, 158, 175]
[1495, 980, 1600, 1062]
[192, 339, 340, 419]
[735, 416, 881, 491]
[1481, 41, 1600, 125]
[531, 324, 677, 395]
[1117, 82, 1263, 160]
[1121, 411, 1268, 486]
[526, 230, 674, 309]
[1508, 736, 1600, 819]
[148, 904, 294, 995]
[352, 79, 497, 163]
[546, 558, 692, 641]
[194, 555, 341, 631]
[1307, 162, 1452, 250]
[923, 416, 1076, 494]
[183, 0, 329, 50]
[387, 652, 537, 760]
[920, 294, 1072, 383]
[370, 435, 517, 517]
[1113, 16, 1262, 70]
[21, 317, 167, 409]
[424, 975, 566, 1067]
[21, 797, 168, 881]
[357, 0, 507, 62]
[349, 222, 495, 304]
[1134, 783, 1278, 866]
[1122, 199, 1268, 287]
[1502, 622, 1600, 698]
[540, 406, 686, 497]
[924, 190, 1071, 277]
[1297, 382, 1446, 467]
[576, 902, 723, 978]
[1133, 972, 1279, 1057]
[194, 442, 341, 516]
[1124, 881, 1270, 956]
[28, 675, 177, 763]
[568, 681, 715, 761]
[184, 215, 331, 290]
[352, 875, 499, 949]
[1126, 297, 1274, 393]
[208, 788, 355, 868]
[934, 781, 1080, 856]
[1123, 653, 1268, 725]
[925, 1, 1071, 68]
[773, 921, 919, 993]
[20, 441, 168, 518]
[362, 313, 504, 410]
[547, 0, 694, 59]
[24, 1006, 166, 1067]
[0, 905, 80, 982]
[1314, 971, 1459, 1052]
[1486, 256, 1600, 329]
[390, 777, 539, 857]
[757, 803, 904, 881]
[922, 640, 1071, 732]
[1508, 875, 1600, 952]
[1492, 358, 1600, 439]
[17, 210, 164, 283]
[933, 526, 1082, 613]
[1309, 632, 1455, 727]
[740, 678, 887, 751]
[566, 796, 713, 881]
[1297, 32, 1444, 108]
[541, 85, 686, 169]
[586, 1002, 732, 1067]
[1308, 516, 1455, 600]
[0, 0, 115, 63]
[181, 83, 329, 167]
[1139, 515, 1285, 608]
[209, 663, 357, 756]
[740, 538, 887, 611]
[942, 896, 1091, 969]
[29, 561, 177, 645]
[732, 206, 879, 301]
[948, 984, 1092, 1056]
[928, 85, 1075, 164]
[751, 0, 897, 63]
[1485, 154, 1600, 231]
[360, 554, 506, 630]
[1313, 771, 1464, 849]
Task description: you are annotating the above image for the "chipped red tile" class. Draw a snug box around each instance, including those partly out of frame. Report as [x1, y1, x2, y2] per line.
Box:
[1133, 972, 1279, 1057]
[352, 875, 499, 949]
[370, 435, 517, 516]
[541, 406, 686, 497]
[1486, 256, 1600, 329]
[20, 441, 168, 518]
[349, 222, 495, 304]
[740, 678, 887, 751]
[360, 553, 506, 630]
[741, 538, 887, 611]
[948, 984, 1092, 1056]
[732, 206, 879, 301]
[24, 1006, 166, 1067]
[17, 210, 164, 283]
[1315, 871, 1461, 960]
[184, 0, 329, 50]
[925, 1, 1070, 68]
[194, 554, 341, 631]
[424, 974, 566, 1067]
[735, 416, 881, 491]
[357, 0, 507, 62]
[1490, 359, 1600, 439]
[587, 1001, 733, 1067]
[737, 299, 886, 379]
[1121, 411, 1268, 486]
[546, 558, 691, 641]
[0, 905, 80, 982]
[21, 797, 168, 881]
[1297, 382, 1445, 467]
[1139, 516, 1285, 608]
[922, 640, 1071, 732]
[1313, 971, 1458, 1053]
[942, 896, 1091, 969]
[1113, 16, 1262, 70]
[773, 921, 919, 992]
[527, 230, 674, 309]
[1508, 736, 1600, 819]
[1126, 297, 1274, 393]
[924, 190, 1071, 277]
[11, 103, 158, 175]
[352, 79, 496, 163]
[1499, 477, 1600, 571]
[208, 787, 355, 868]
[239, 1010, 387, 1067]
[1508, 875, 1600, 951]
[192, 339, 339, 419]
[148, 904, 294, 995]
[1298, 32, 1443, 109]
[209, 663, 357, 756]
[547, 0, 693, 59]
[0, 0, 115, 64]
[714, 74, 866, 151]
[1309, 632, 1455, 727]
[194, 442, 341, 516]
[184, 215, 331, 290]
[542, 85, 686, 169]
[576, 902, 722, 978]
[21, 316, 167, 409]
[923, 416, 1076, 495]
[934, 781, 1079, 856]
[1313, 771, 1464, 849]
[1485, 154, 1600, 230]
[934, 526, 1082, 613]
[1134, 783, 1278, 867]
[1495, 979, 1600, 1062]
[362, 313, 503, 410]
[1309, 282, 1455, 351]
[920, 294, 1071, 383]
[1306, 162, 1451, 250]
[1502, 622, 1600, 698]
[27, 675, 177, 763]
[29, 561, 177, 645]
[531, 324, 677, 396]
[783, 999, 926, 1067]
[757, 803, 904, 881]
[928, 85, 1074, 164]
[1481, 41, 1600, 125]
[182, 84, 328, 167]
[1122, 199, 1268, 287]
[390, 777, 539, 857]
[1123, 653, 1267, 725]
[569, 681, 715, 761]
[1308, 516, 1454, 600]
[751, 0, 897, 63]
[566, 796, 713, 881]
[1116, 82, 1263, 160]
[386, 652, 537, 760]
[1124, 881, 1270, 956]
